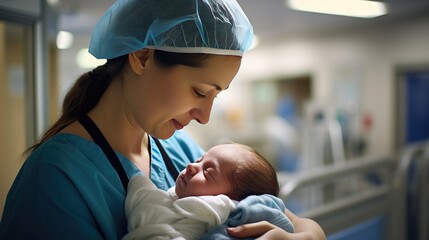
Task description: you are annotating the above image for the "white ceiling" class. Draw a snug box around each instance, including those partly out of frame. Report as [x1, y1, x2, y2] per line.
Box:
[55, 0, 429, 48]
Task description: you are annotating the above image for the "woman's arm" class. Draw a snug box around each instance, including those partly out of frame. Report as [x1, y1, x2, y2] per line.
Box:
[284, 208, 326, 240]
[227, 208, 326, 240]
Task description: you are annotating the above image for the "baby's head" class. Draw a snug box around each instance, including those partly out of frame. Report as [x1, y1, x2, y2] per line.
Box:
[228, 144, 279, 200]
[175, 143, 279, 201]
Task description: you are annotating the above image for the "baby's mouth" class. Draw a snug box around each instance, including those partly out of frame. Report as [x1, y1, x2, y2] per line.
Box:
[180, 174, 187, 185]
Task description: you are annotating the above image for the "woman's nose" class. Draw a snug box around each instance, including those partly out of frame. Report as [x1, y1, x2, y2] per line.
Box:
[190, 99, 213, 125]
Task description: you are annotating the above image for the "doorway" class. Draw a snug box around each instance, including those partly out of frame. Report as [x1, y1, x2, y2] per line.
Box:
[0, 20, 35, 218]
[0, 0, 50, 218]
[396, 65, 429, 147]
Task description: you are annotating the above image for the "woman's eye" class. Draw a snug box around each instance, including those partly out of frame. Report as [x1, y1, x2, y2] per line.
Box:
[193, 89, 206, 98]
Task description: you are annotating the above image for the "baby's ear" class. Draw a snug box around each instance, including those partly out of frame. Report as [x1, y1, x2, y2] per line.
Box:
[128, 49, 153, 75]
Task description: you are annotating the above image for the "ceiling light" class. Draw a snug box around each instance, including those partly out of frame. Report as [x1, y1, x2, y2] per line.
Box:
[76, 48, 107, 69]
[46, 0, 59, 7]
[56, 31, 74, 49]
[286, 0, 387, 18]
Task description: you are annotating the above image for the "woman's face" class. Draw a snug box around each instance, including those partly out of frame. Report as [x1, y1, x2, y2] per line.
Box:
[124, 50, 242, 139]
[175, 144, 244, 198]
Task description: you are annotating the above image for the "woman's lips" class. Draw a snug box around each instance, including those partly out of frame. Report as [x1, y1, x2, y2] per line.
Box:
[172, 119, 184, 130]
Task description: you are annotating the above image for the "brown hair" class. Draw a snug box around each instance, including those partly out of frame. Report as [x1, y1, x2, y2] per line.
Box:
[228, 144, 280, 201]
[25, 50, 210, 155]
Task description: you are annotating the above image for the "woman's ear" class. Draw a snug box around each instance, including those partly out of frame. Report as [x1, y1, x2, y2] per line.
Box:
[128, 49, 153, 75]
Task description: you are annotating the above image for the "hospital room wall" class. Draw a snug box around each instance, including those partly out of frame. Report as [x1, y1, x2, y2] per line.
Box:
[186, 15, 429, 159]
[0, 23, 26, 217]
[0, 21, 57, 218]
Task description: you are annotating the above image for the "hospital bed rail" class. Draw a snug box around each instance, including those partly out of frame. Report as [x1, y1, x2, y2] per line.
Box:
[392, 140, 429, 240]
[277, 140, 429, 240]
[277, 155, 397, 239]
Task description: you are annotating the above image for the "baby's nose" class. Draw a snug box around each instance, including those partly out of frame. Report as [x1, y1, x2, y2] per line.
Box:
[186, 164, 197, 175]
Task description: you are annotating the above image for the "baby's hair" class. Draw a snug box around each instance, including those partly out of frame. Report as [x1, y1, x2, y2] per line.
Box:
[227, 143, 279, 201]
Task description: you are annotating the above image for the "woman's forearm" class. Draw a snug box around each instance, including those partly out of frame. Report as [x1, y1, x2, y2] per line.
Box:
[285, 208, 326, 240]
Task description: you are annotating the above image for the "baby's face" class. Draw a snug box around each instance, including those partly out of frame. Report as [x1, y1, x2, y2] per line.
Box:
[175, 144, 243, 198]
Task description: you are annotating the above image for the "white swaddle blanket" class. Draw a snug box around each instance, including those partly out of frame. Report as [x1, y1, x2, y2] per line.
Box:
[123, 175, 236, 240]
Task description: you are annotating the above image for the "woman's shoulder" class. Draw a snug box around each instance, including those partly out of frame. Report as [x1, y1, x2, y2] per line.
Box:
[27, 133, 104, 167]
[34, 133, 94, 152]
[23, 133, 127, 191]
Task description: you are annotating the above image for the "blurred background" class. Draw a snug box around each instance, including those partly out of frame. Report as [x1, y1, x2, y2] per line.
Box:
[1, 0, 429, 239]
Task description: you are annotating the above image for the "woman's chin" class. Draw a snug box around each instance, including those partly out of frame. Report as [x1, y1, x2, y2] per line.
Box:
[151, 129, 175, 140]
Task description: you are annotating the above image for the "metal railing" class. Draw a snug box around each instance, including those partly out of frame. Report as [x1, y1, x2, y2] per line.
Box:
[277, 141, 429, 240]
[391, 141, 429, 240]
[278, 156, 396, 238]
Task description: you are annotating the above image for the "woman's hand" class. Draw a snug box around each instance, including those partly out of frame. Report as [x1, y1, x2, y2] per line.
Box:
[227, 209, 326, 240]
[227, 221, 294, 240]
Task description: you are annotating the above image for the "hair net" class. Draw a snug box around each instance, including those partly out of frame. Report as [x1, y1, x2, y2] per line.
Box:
[89, 0, 253, 59]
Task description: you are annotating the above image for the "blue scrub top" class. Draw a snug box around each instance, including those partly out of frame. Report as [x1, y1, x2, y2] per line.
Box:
[0, 130, 204, 240]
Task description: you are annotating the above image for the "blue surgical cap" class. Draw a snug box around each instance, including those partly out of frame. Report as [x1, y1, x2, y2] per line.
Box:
[89, 0, 253, 59]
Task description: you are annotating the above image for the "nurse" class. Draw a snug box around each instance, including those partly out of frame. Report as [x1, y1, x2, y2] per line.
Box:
[0, 0, 325, 239]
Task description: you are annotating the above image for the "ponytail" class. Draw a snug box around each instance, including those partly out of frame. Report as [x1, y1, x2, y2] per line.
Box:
[24, 55, 128, 155]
